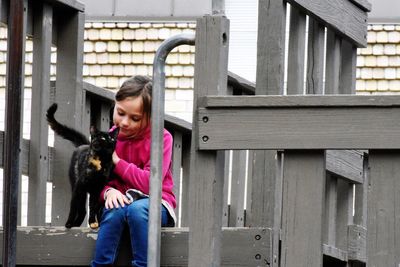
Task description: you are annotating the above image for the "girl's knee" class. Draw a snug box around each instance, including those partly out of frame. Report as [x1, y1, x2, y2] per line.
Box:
[127, 199, 149, 224]
[101, 207, 125, 224]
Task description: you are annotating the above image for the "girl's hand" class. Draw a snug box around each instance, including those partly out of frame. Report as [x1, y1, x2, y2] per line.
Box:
[112, 151, 120, 165]
[105, 188, 131, 209]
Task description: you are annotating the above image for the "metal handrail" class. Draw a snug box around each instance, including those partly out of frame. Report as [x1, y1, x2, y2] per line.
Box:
[148, 33, 195, 267]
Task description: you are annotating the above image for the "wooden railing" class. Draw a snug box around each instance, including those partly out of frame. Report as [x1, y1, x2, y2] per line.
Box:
[4, 0, 400, 266]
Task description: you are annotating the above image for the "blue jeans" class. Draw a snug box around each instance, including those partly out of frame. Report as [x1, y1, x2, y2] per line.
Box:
[91, 198, 169, 267]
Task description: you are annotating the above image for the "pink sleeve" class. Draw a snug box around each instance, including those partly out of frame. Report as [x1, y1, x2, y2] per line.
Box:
[113, 130, 173, 194]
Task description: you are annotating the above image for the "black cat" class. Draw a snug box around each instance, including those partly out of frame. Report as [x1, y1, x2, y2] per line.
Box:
[46, 103, 119, 229]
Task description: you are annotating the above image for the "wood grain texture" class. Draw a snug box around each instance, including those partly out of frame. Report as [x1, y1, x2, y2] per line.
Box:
[198, 104, 400, 150]
[326, 150, 364, 183]
[0, 227, 271, 266]
[287, 7, 306, 95]
[281, 151, 325, 266]
[188, 15, 229, 267]
[306, 18, 324, 94]
[27, 2, 52, 226]
[256, 0, 286, 95]
[325, 30, 341, 94]
[367, 151, 400, 266]
[287, 0, 368, 47]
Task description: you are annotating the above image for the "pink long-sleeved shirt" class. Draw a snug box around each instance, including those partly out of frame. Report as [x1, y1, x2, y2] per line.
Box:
[101, 126, 176, 212]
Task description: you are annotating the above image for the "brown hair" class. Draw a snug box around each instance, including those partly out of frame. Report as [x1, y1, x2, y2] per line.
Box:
[115, 75, 152, 123]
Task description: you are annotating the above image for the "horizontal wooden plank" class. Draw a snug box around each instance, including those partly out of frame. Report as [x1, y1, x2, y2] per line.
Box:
[348, 0, 372, 12]
[197, 95, 400, 150]
[326, 150, 364, 183]
[199, 95, 400, 108]
[323, 244, 348, 262]
[44, 0, 85, 12]
[0, 227, 271, 266]
[287, 0, 368, 47]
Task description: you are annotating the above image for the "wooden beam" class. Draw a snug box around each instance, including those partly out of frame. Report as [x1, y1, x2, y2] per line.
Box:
[0, 227, 271, 266]
[197, 95, 400, 150]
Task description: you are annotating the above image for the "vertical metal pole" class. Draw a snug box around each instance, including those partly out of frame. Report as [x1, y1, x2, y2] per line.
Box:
[148, 33, 195, 267]
[3, 0, 25, 266]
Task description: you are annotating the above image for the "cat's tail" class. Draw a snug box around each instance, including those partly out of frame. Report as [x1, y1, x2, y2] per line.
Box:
[46, 103, 90, 147]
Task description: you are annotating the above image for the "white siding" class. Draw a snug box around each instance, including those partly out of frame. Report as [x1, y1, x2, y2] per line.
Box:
[225, 0, 258, 82]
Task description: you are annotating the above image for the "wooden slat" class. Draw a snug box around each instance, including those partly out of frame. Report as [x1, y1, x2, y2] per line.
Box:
[256, 0, 286, 95]
[325, 30, 341, 95]
[0, 227, 271, 266]
[367, 151, 400, 265]
[306, 18, 324, 95]
[347, 224, 367, 262]
[287, 6, 306, 95]
[51, 9, 84, 226]
[229, 150, 246, 227]
[199, 94, 400, 108]
[322, 244, 348, 262]
[27, 2, 52, 226]
[339, 39, 357, 94]
[188, 15, 229, 267]
[335, 179, 353, 251]
[287, 0, 368, 47]
[281, 151, 325, 266]
[222, 151, 230, 227]
[323, 174, 337, 246]
[326, 150, 364, 183]
[197, 99, 400, 150]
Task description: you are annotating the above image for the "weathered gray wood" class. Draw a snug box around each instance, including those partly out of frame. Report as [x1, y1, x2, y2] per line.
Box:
[47, 0, 85, 12]
[348, 0, 372, 12]
[339, 39, 357, 94]
[229, 150, 246, 227]
[27, 2, 52, 226]
[306, 18, 324, 95]
[335, 179, 353, 251]
[286, 0, 368, 47]
[51, 9, 84, 226]
[281, 151, 325, 266]
[323, 174, 337, 246]
[347, 224, 367, 262]
[199, 94, 400, 108]
[353, 152, 368, 226]
[0, 227, 271, 266]
[197, 96, 400, 150]
[256, 0, 286, 95]
[188, 15, 229, 267]
[367, 151, 400, 266]
[222, 151, 230, 227]
[287, 6, 306, 95]
[326, 150, 364, 183]
[322, 244, 348, 262]
[252, 3, 286, 266]
[325, 30, 341, 94]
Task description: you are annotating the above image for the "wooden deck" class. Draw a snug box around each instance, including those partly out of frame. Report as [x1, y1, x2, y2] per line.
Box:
[4, 0, 400, 266]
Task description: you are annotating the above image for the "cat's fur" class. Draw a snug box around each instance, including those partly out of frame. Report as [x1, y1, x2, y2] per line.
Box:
[46, 103, 119, 229]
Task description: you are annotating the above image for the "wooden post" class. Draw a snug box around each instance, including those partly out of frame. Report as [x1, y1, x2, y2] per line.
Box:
[28, 2, 52, 226]
[248, 1, 286, 266]
[188, 15, 229, 267]
[367, 151, 400, 265]
[281, 151, 325, 267]
[51, 9, 84, 225]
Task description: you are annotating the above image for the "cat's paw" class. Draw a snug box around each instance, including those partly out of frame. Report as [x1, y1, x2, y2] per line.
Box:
[89, 222, 99, 229]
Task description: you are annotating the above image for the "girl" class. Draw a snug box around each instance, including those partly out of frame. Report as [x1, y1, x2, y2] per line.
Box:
[91, 75, 176, 267]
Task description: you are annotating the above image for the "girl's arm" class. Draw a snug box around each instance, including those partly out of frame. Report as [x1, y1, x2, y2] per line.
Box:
[113, 130, 173, 194]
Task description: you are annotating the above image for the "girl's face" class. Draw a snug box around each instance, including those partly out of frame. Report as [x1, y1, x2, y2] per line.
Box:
[113, 96, 149, 138]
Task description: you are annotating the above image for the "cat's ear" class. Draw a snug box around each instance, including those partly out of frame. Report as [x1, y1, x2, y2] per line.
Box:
[90, 125, 98, 135]
[110, 127, 119, 139]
